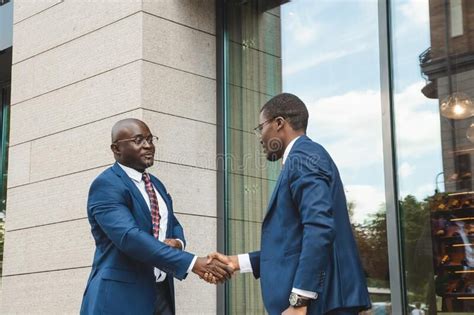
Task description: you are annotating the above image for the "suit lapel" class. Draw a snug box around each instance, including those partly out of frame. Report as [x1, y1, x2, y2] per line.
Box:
[263, 165, 286, 223]
[112, 163, 152, 223]
[262, 136, 306, 224]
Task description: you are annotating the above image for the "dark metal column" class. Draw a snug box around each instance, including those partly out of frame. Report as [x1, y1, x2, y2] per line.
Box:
[216, 0, 228, 314]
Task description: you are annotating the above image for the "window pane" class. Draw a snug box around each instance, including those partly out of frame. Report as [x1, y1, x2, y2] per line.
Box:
[392, 0, 474, 312]
[225, 1, 281, 314]
[0, 3, 11, 282]
[225, 0, 389, 314]
[281, 0, 389, 312]
[450, 0, 463, 37]
[0, 2, 13, 50]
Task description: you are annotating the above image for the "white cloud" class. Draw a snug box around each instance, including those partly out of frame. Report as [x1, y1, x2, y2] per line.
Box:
[400, 183, 436, 200]
[345, 184, 386, 224]
[399, 0, 430, 27]
[281, 0, 323, 48]
[304, 81, 440, 172]
[415, 183, 436, 198]
[393, 82, 441, 159]
[399, 162, 415, 178]
[281, 1, 375, 77]
[393, 0, 431, 42]
[282, 45, 367, 76]
[282, 9, 320, 46]
[306, 89, 383, 170]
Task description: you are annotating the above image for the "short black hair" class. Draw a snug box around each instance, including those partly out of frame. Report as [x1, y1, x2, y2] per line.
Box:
[260, 93, 308, 132]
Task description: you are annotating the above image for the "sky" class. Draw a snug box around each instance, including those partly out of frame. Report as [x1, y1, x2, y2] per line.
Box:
[280, 0, 443, 224]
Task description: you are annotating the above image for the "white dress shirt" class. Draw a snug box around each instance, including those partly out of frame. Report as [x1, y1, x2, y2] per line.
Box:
[117, 163, 196, 281]
[237, 136, 317, 299]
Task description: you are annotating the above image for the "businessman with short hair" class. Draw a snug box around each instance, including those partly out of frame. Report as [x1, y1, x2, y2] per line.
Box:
[208, 93, 371, 315]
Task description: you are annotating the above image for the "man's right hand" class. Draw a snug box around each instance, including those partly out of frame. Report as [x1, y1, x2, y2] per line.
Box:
[202, 252, 240, 283]
[206, 252, 240, 271]
[192, 256, 234, 284]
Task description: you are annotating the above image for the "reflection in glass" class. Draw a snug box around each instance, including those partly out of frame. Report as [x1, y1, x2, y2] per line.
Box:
[225, 1, 281, 314]
[466, 123, 474, 144]
[226, 0, 390, 314]
[0, 85, 9, 279]
[394, 0, 474, 312]
[281, 0, 389, 313]
[440, 92, 474, 120]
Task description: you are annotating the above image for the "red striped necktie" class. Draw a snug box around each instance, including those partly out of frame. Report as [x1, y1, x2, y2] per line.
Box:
[142, 172, 161, 238]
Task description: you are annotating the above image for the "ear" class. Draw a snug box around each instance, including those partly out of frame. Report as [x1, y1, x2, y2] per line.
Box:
[275, 117, 285, 131]
[111, 143, 120, 155]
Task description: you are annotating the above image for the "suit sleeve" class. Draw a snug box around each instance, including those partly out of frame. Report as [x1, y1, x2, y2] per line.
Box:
[248, 251, 261, 279]
[88, 177, 194, 280]
[288, 156, 335, 294]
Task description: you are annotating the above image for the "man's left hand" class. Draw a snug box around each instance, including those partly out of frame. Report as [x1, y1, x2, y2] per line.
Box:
[164, 238, 182, 250]
[192, 257, 234, 284]
[282, 306, 307, 315]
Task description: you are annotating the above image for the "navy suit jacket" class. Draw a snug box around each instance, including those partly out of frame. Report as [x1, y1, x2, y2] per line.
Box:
[249, 136, 371, 315]
[80, 163, 194, 315]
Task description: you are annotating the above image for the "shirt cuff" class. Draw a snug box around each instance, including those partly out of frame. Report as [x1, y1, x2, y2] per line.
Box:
[176, 239, 185, 250]
[292, 288, 318, 299]
[187, 256, 198, 274]
[237, 254, 253, 273]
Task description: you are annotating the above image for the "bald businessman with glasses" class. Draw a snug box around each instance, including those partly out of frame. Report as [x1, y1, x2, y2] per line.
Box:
[80, 118, 233, 315]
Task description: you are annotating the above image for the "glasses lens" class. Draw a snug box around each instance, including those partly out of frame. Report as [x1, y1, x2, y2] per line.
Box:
[133, 136, 145, 145]
[147, 136, 155, 145]
[140, 136, 158, 145]
[254, 127, 261, 137]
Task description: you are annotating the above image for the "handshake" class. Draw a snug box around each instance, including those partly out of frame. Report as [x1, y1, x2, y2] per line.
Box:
[191, 252, 239, 284]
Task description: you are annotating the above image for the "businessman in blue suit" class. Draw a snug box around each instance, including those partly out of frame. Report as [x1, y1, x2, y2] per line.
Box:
[208, 93, 371, 315]
[80, 118, 232, 315]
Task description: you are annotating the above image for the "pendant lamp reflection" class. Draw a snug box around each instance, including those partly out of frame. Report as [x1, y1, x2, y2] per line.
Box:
[440, 92, 474, 119]
[467, 123, 474, 143]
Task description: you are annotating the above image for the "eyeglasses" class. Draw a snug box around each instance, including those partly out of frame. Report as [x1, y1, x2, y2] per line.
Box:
[253, 118, 275, 136]
[113, 135, 159, 146]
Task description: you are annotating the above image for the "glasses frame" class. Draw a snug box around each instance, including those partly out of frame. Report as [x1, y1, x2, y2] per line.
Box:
[253, 118, 275, 136]
[113, 135, 159, 146]
[253, 116, 289, 137]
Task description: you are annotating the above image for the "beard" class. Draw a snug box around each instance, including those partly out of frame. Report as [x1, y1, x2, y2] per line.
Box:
[144, 158, 154, 168]
[266, 152, 280, 161]
[265, 137, 283, 162]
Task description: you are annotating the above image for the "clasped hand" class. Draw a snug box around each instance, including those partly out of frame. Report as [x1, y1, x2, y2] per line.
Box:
[191, 252, 238, 284]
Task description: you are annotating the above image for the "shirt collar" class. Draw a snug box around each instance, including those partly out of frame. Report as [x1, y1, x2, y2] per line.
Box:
[117, 162, 144, 183]
[282, 136, 301, 165]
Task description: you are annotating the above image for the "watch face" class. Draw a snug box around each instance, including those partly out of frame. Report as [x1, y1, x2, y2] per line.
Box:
[289, 293, 298, 306]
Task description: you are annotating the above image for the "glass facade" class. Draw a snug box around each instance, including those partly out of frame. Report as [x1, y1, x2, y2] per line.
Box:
[0, 0, 13, 51]
[392, 0, 474, 313]
[0, 84, 9, 278]
[223, 0, 390, 314]
[222, 0, 474, 314]
[224, 1, 282, 313]
[279, 1, 392, 312]
[0, 0, 12, 279]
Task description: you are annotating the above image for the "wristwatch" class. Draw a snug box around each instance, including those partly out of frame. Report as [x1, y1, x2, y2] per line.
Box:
[289, 293, 311, 307]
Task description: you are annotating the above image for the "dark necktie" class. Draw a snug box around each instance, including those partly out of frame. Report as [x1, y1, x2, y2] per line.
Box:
[142, 173, 161, 239]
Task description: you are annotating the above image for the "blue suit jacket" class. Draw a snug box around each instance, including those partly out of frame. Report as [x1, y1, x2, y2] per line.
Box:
[249, 136, 371, 315]
[80, 163, 194, 315]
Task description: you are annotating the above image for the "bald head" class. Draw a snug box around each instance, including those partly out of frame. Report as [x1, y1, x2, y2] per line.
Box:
[111, 118, 149, 143]
[110, 118, 155, 172]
